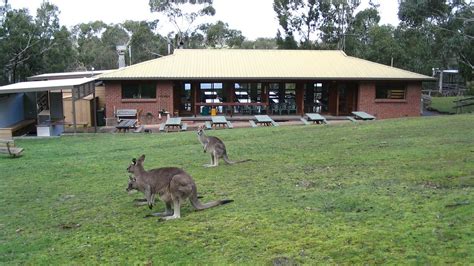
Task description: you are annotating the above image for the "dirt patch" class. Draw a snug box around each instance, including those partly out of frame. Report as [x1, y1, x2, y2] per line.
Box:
[272, 257, 297, 266]
[58, 223, 81, 230]
[296, 180, 315, 188]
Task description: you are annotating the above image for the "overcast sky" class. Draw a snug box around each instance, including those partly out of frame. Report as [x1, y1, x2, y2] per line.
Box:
[9, 0, 399, 40]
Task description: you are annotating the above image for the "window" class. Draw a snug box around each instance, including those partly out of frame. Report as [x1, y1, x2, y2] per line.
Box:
[376, 83, 406, 99]
[122, 83, 156, 99]
[200, 83, 223, 103]
[234, 83, 262, 103]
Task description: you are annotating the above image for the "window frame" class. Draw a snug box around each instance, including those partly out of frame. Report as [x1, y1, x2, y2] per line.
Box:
[375, 82, 407, 100]
[121, 82, 157, 99]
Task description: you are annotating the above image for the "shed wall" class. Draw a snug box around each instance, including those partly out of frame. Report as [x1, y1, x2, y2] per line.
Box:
[0, 93, 25, 127]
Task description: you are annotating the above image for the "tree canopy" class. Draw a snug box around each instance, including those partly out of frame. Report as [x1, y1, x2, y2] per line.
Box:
[0, 0, 471, 85]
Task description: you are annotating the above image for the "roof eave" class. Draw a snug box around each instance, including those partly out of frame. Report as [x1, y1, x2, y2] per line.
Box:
[99, 76, 435, 82]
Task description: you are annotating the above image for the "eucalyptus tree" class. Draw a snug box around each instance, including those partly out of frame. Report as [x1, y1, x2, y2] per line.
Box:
[71, 21, 109, 70]
[241, 38, 278, 49]
[123, 20, 168, 63]
[0, 2, 75, 84]
[198, 20, 245, 48]
[318, 0, 361, 50]
[396, 0, 473, 79]
[148, 0, 215, 48]
[0, 9, 36, 84]
[343, 5, 380, 57]
[273, 0, 330, 48]
[34, 1, 76, 74]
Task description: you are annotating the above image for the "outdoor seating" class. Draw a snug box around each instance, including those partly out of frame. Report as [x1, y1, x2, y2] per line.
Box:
[115, 119, 137, 132]
[352, 111, 376, 121]
[0, 139, 24, 158]
[210, 116, 233, 129]
[304, 113, 327, 124]
[159, 117, 187, 132]
[253, 115, 279, 127]
[115, 109, 138, 132]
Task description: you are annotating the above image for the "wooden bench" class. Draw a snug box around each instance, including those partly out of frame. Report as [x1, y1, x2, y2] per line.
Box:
[0, 139, 24, 157]
[65, 121, 88, 128]
[0, 119, 36, 140]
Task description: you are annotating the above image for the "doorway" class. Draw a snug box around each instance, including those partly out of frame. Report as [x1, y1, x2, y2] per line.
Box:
[328, 82, 358, 116]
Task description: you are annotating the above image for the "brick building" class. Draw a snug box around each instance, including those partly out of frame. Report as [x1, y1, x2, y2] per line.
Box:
[98, 49, 433, 121]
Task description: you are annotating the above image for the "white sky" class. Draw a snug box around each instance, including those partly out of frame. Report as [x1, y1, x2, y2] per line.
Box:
[9, 0, 399, 40]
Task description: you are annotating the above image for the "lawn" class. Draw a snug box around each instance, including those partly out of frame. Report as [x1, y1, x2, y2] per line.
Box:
[429, 96, 474, 114]
[1, 115, 473, 264]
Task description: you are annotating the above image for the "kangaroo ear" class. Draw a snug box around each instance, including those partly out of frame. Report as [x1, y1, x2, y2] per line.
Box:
[132, 158, 137, 165]
[139, 154, 145, 162]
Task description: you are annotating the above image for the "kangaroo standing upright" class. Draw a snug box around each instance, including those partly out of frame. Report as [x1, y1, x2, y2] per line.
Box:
[126, 154, 233, 220]
[197, 125, 251, 167]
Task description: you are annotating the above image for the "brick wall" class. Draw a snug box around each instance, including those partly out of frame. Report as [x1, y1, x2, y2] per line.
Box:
[357, 82, 421, 119]
[104, 81, 174, 123]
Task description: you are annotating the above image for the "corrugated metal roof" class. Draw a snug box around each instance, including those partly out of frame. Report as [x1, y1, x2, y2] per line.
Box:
[28, 70, 115, 81]
[98, 49, 433, 81]
[0, 77, 97, 94]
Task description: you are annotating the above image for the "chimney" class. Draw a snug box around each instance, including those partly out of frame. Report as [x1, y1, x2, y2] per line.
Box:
[116, 45, 127, 68]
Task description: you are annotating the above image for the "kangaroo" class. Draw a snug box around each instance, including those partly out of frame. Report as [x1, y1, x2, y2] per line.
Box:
[197, 125, 251, 167]
[126, 154, 233, 220]
[126, 175, 150, 206]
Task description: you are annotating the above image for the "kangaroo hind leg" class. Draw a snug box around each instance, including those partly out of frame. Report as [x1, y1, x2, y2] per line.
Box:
[145, 202, 173, 218]
[162, 199, 181, 220]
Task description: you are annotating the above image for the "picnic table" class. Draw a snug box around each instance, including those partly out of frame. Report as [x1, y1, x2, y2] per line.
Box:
[305, 113, 327, 124]
[210, 116, 233, 129]
[352, 111, 376, 121]
[253, 115, 279, 127]
[160, 117, 187, 132]
[115, 119, 137, 132]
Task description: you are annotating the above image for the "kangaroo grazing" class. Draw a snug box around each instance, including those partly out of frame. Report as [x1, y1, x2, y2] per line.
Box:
[197, 125, 251, 167]
[126, 155, 233, 220]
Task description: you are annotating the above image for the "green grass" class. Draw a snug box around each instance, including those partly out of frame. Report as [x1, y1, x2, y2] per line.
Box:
[1, 115, 473, 264]
[430, 96, 474, 114]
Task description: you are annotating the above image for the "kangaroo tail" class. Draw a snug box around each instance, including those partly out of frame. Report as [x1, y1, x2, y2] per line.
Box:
[189, 185, 234, 211]
[223, 154, 252, 165]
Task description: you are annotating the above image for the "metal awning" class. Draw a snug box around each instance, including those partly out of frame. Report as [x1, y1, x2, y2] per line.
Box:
[0, 77, 97, 94]
[0, 77, 98, 134]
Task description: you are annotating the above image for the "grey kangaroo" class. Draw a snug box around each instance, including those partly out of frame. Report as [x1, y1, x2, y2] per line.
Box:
[197, 125, 251, 167]
[126, 154, 233, 220]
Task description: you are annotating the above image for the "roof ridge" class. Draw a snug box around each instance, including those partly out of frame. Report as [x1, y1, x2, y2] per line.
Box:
[175, 48, 344, 52]
[99, 53, 177, 78]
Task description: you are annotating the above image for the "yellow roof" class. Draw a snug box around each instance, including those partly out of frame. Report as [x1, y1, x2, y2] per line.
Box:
[99, 49, 433, 81]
